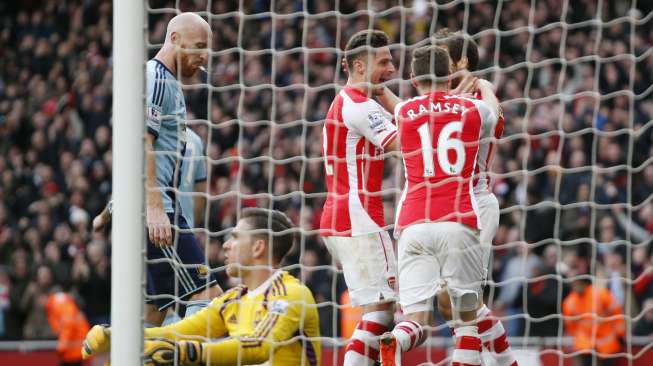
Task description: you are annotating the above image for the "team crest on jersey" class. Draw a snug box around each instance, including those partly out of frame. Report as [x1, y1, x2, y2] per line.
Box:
[269, 299, 289, 315]
[196, 264, 209, 279]
[387, 276, 396, 291]
[368, 111, 385, 131]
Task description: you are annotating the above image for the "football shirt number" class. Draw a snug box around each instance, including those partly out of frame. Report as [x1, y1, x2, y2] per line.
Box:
[416, 121, 465, 176]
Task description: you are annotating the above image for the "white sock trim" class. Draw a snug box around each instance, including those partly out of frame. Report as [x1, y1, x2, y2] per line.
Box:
[477, 304, 491, 318]
[455, 325, 479, 338]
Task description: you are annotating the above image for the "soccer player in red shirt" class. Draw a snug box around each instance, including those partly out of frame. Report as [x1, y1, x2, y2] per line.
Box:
[431, 30, 518, 366]
[320, 29, 399, 366]
[379, 45, 501, 366]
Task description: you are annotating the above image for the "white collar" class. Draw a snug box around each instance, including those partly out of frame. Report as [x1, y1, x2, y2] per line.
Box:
[247, 270, 283, 297]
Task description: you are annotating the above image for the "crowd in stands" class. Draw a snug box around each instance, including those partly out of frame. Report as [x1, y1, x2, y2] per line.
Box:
[1, 1, 651, 357]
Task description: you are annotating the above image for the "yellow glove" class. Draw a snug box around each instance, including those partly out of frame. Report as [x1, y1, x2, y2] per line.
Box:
[143, 339, 203, 366]
[82, 324, 111, 359]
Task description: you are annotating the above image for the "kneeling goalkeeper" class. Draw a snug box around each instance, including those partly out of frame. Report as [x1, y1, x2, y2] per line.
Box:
[83, 208, 321, 365]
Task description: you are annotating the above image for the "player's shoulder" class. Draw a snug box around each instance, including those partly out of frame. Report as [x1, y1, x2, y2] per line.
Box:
[339, 88, 389, 127]
[146, 60, 175, 108]
[147, 59, 171, 80]
[340, 87, 384, 114]
[210, 284, 248, 312]
[340, 86, 370, 104]
[260, 272, 316, 317]
[448, 94, 492, 119]
[445, 93, 478, 108]
[270, 272, 316, 304]
[341, 87, 387, 112]
[395, 94, 428, 115]
[146, 59, 158, 75]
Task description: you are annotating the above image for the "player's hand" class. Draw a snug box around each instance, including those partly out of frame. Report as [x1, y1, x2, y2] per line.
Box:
[92, 212, 109, 232]
[143, 339, 203, 366]
[372, 84, 387, 97]
[82, 324, 111, 359]
[450, 69, 477, 95]
[146, 204, 172, 246]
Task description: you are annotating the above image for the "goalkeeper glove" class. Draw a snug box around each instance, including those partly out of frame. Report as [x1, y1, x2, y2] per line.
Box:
[82, 324, 111, 359]
[143, 339, 203, 366]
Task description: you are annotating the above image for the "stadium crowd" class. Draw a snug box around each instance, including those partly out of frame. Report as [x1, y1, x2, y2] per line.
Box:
[0, 0, 651, 358]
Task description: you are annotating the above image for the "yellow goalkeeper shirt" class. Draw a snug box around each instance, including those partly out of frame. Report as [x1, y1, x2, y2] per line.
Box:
[145, 271, 321, 366]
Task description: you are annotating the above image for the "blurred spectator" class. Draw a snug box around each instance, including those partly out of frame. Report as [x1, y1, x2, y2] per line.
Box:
[563, 259, 625, 366]
[0, 269, 9, 338]
[45, 292, 90, 366]
[1, 0, 113, 339]
[526, 244, 567, 337]
[6, 250, 31, 339]
[603, 247, 627, 307]
[633, 242, 653, 309]
[71, 241, 110, 326]
[634, 298, 653, 336]
[21, 265, 58, 339]
[494, 241, 542, 336]
[560, 183, 592, 240]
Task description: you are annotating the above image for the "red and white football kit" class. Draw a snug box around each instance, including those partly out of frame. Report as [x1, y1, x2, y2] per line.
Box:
[393, 91, 497, 312]
[320, 86, 398, 307]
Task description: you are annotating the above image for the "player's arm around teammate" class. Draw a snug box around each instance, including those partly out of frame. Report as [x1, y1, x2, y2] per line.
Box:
[431, 29, 519, 366]
[320, 29, 401, 366]
[378, 45, 500, 366]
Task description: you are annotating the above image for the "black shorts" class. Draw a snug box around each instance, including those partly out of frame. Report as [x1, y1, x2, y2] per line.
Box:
[146, 213, 217, 311]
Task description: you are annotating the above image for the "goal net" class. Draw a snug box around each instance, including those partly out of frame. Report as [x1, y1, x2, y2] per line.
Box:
[144, 0, 653, 365]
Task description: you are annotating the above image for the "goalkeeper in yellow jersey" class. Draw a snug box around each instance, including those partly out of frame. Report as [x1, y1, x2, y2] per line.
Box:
[82, 208, 321, 365]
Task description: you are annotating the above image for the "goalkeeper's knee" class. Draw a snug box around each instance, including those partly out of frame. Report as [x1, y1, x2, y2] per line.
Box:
[82, 324, 111, 359]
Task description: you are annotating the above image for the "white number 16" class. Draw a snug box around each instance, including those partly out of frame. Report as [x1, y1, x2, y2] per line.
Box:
[416, 121, 465, 176]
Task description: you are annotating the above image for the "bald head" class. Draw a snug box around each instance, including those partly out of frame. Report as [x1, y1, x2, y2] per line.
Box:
[162, 12, 211, 77]
[165, 12, 211, 43]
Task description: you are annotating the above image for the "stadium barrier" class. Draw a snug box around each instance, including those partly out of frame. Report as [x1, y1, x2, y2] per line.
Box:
[2, 337, 652, 366]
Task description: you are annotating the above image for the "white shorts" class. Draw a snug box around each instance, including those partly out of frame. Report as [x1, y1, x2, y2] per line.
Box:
[397, 222, 488, 313]
[323, 231, 398, 307]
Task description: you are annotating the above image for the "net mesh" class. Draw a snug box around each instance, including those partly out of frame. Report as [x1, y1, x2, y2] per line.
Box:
[145, 0, 653, 365]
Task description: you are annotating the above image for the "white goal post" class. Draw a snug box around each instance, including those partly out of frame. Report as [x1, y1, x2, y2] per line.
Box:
[111, 0, 145, 364]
